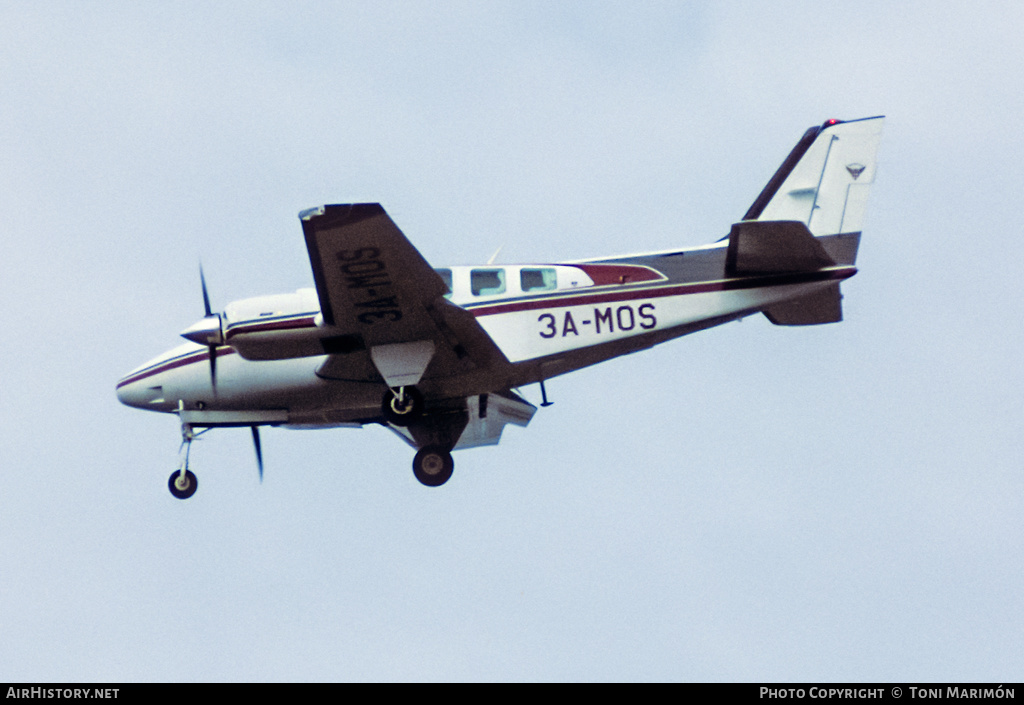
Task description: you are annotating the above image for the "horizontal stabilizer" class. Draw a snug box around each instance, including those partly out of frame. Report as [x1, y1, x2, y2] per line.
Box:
[763, 283, 843, 326]
[726, 220, 835, 275]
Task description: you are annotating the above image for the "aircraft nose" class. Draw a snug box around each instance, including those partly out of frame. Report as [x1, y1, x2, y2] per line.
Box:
[116, 378, 144, 408]
[116, 376, 163, 409]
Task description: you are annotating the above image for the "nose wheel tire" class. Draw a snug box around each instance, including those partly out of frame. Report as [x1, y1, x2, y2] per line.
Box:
[413, 446, 454, 487]
[382, 387, 424, 427]
[169, 469, 198, 499]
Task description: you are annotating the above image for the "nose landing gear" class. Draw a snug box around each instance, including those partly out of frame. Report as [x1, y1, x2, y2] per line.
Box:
[169, 468, 198, 499]
[169, 423, 205, 500]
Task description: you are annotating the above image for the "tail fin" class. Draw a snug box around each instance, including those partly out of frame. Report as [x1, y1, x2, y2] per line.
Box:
[744, 117, 884, 237]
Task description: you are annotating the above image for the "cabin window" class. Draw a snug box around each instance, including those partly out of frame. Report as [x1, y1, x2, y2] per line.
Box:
[470, 268, 506, 296]
[434, 268, 453, 298]
[521, 268, 557, 292]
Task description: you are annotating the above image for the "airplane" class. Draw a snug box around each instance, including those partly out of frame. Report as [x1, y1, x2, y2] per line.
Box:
[116, 116, 884, 497]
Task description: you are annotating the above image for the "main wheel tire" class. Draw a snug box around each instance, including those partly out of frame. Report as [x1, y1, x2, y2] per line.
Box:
[412, 446, 454, 487]
[382, 387, 424, 427]
[169, 469, 198, 499]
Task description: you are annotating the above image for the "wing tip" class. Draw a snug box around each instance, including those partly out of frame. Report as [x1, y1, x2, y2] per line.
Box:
[299, 203, 386, 226]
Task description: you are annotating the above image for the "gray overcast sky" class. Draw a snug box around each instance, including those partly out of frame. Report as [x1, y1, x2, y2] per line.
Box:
[2, 0, 1022, 682]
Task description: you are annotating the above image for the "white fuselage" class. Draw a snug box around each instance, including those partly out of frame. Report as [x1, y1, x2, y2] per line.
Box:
[116, 238, 853, 430]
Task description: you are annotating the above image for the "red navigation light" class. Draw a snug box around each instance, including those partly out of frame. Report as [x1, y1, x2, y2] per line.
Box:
[825, 118, 840, 126]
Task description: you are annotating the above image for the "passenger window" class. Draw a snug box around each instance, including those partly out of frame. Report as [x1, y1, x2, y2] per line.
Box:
[471, 268, 506, 296]
[434, 268, 453, 297]
[521, 268, 557, 292]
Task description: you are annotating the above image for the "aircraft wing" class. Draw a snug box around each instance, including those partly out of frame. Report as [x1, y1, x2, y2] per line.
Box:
[300, 203, 509, 383]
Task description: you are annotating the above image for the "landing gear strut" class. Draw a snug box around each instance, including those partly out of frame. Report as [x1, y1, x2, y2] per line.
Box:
[412, 445, 454, 487]
[169, 424, 203, 499]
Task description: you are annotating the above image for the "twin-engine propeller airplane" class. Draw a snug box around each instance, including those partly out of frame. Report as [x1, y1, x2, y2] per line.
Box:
[117, 116, 884, 497]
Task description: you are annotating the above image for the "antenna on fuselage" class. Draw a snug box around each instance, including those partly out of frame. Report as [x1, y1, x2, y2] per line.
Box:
[539, 380, 553, 408]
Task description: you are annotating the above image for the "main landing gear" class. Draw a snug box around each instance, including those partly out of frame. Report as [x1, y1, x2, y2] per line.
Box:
[384, 385, 460, 487]
[412, 445, 454, 487]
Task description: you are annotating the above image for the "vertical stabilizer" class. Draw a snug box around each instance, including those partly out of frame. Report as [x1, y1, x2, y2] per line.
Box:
[745, 117, 884, 236]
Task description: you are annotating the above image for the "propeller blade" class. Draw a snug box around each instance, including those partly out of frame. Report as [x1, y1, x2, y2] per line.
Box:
[208, 343, 218, 390]
[196, 265, 221, 391]
[251, 426, 263, 482]
[200, 265, 213, 317]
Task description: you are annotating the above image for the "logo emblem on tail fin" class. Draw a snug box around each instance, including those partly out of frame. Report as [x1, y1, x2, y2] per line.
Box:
[846, 163, 866, 179]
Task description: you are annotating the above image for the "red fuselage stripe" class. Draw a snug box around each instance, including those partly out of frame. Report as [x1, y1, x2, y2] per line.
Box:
[116, 347, 236, 389]
[467, 267, 856, 317]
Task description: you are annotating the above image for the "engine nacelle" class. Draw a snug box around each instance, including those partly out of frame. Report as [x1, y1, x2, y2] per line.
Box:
[222, 288, 329, 361]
